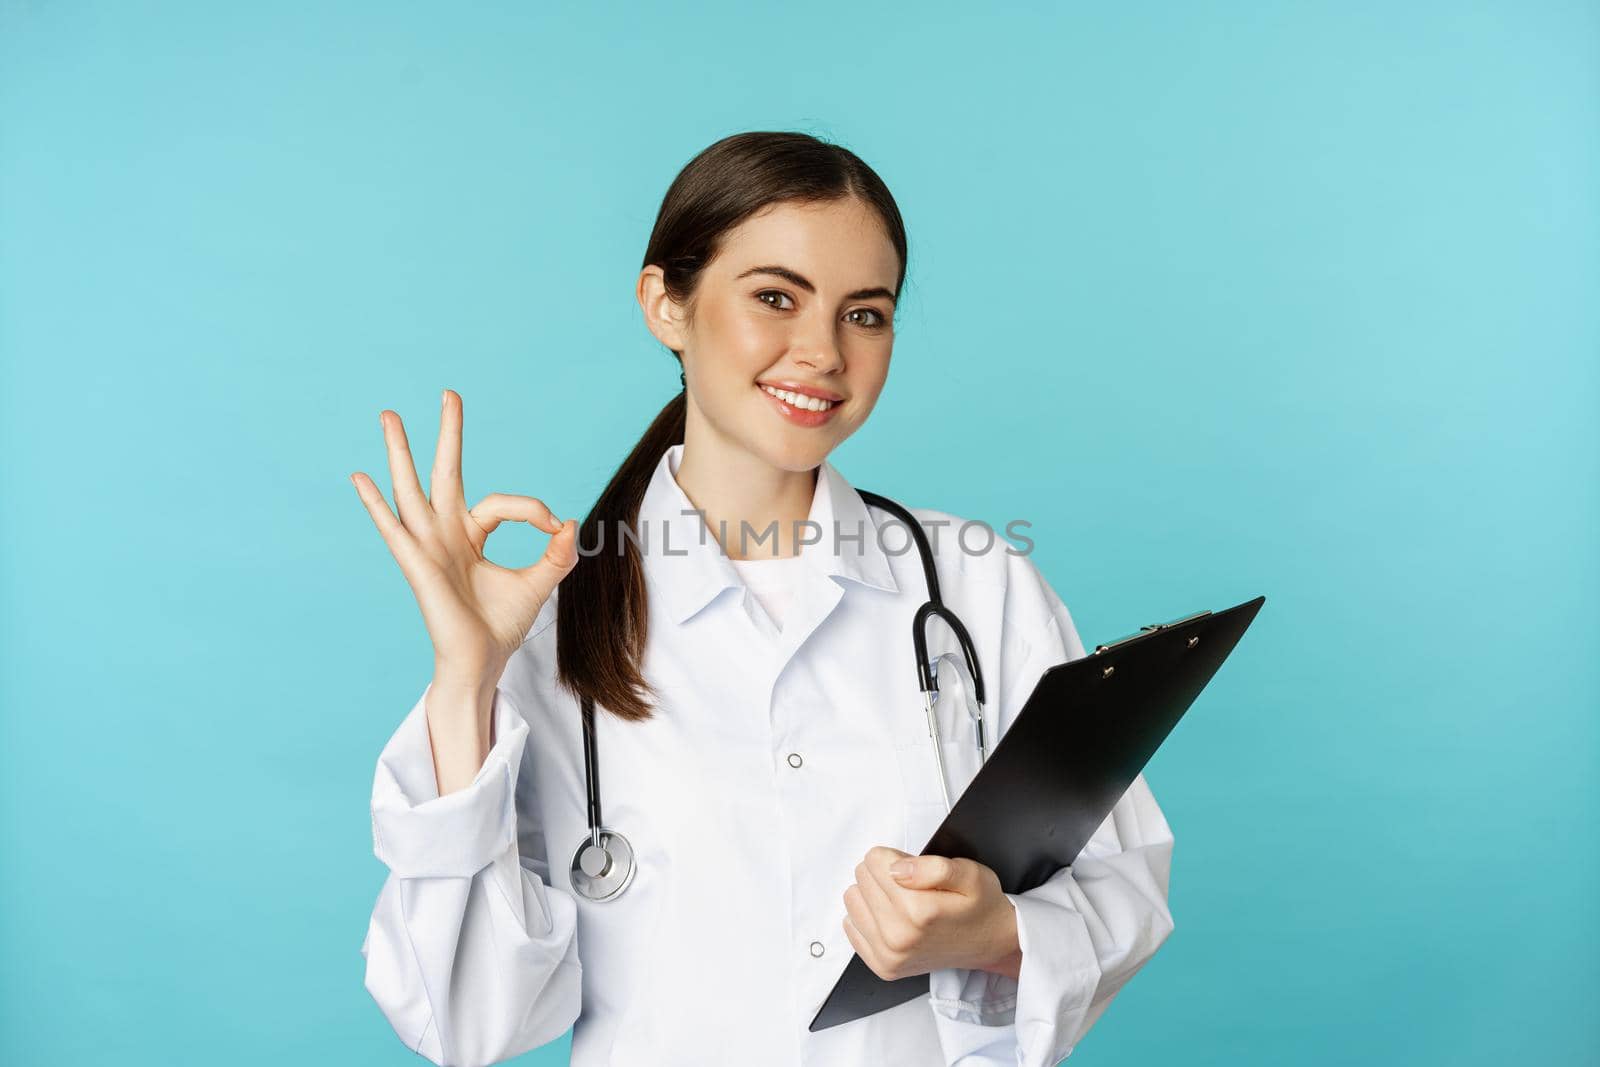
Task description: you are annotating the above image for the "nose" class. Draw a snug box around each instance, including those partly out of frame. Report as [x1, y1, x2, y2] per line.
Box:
[791, 323, 846, 376]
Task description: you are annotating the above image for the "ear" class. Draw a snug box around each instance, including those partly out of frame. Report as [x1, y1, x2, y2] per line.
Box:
[637, 265, 689, 353]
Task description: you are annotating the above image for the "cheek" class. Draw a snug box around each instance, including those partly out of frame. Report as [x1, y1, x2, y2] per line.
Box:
[845, 347, 892, 404]
[700, 299, 786, 365]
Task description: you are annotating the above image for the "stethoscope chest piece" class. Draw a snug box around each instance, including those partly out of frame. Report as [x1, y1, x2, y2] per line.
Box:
[570, 827, 636, 902]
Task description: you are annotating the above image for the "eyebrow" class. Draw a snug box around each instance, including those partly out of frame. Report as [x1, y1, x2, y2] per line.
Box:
[734, 264, 897, 305]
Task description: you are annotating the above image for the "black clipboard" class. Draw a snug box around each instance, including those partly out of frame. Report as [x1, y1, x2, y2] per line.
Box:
[808, 594, 1267, 1032]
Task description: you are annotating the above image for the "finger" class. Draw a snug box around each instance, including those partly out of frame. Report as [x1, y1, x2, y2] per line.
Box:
[431, 388, 466, 516]
[864, 847, 920, 900]
[842, 914, 888, 980]
[379, 410, 433, 532]
[465, 492, 563, 549]
[855, 859, 914, 949]
[842, 882, 887, 952]
[857, 857, 902, 915]
[350, 471, 431, 579]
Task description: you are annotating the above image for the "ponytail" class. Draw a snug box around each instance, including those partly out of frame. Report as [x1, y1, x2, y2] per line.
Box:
[554, 381, 686, 723]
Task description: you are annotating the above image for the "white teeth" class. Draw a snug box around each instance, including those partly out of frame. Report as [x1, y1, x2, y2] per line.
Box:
[761, 384, 835, 412]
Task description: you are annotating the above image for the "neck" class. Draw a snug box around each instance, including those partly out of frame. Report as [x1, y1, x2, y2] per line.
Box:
[673, 419, 818, 560]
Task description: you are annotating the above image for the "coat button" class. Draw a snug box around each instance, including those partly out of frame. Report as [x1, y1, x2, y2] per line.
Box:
[787, 752, 803, 768]
[809, 940, 825, 957]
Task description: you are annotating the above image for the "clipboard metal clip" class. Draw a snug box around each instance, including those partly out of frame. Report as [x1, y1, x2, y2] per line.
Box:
[1092, 610, 1212, 655]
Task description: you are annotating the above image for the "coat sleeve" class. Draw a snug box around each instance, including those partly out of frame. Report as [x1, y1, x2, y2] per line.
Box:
[360, 680, 583, 1067]
[928, 557, 1176, 1067]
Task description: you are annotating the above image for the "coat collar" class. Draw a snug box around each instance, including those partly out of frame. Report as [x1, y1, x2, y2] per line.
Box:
[637, 442, 900, 625]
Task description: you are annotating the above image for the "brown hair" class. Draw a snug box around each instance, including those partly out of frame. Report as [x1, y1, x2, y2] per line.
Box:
[554, 130, 909, 722]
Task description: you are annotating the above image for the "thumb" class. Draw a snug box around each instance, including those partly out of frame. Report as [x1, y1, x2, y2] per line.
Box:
[517, 517, 580, 597]
[889, 854, 956, 890]
[534, 516, 581, 569]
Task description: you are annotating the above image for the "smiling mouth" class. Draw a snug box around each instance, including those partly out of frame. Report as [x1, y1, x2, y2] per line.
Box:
[757, 383, 842, 412]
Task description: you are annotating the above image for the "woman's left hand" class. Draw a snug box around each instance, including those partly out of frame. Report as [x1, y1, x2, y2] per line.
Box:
[842, 846, 1022, 981]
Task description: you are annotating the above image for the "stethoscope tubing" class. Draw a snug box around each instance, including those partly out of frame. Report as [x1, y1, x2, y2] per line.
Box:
[572, 489, 987, 902]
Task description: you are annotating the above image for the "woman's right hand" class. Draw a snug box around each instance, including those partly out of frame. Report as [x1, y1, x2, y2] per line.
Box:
[350, 388, 579, 691]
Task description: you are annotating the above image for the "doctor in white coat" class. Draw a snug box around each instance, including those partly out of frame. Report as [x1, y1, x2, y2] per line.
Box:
[352, 131, 1174, 1067]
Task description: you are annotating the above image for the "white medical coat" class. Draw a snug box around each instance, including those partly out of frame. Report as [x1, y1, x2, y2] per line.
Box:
[362, 442, 1175, 1067]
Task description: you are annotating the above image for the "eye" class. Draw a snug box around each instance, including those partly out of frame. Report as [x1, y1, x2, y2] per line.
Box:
[755, 289, 795, 311]
[846, 307, 889, 330]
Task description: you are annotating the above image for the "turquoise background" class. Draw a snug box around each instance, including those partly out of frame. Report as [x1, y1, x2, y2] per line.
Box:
[2, 1, 1595, 1063]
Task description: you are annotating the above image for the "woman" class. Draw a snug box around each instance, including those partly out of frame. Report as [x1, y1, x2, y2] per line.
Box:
[352, 131, 1174, 1067]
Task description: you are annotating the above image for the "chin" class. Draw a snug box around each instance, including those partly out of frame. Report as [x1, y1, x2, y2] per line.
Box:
[756, 436, 837, 473]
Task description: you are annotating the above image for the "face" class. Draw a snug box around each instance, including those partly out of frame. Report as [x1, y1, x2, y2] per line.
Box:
[639, 197, 900, 472]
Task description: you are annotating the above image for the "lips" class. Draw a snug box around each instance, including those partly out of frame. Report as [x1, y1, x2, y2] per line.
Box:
[756, 382, 841, 427]
[756, 380, 844, 403]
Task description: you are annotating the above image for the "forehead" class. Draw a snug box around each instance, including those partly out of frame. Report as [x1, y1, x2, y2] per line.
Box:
[711, 198, 900, 290]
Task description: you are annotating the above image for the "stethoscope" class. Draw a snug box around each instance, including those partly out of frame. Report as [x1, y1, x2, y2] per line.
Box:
[569, 490, 988, 903]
